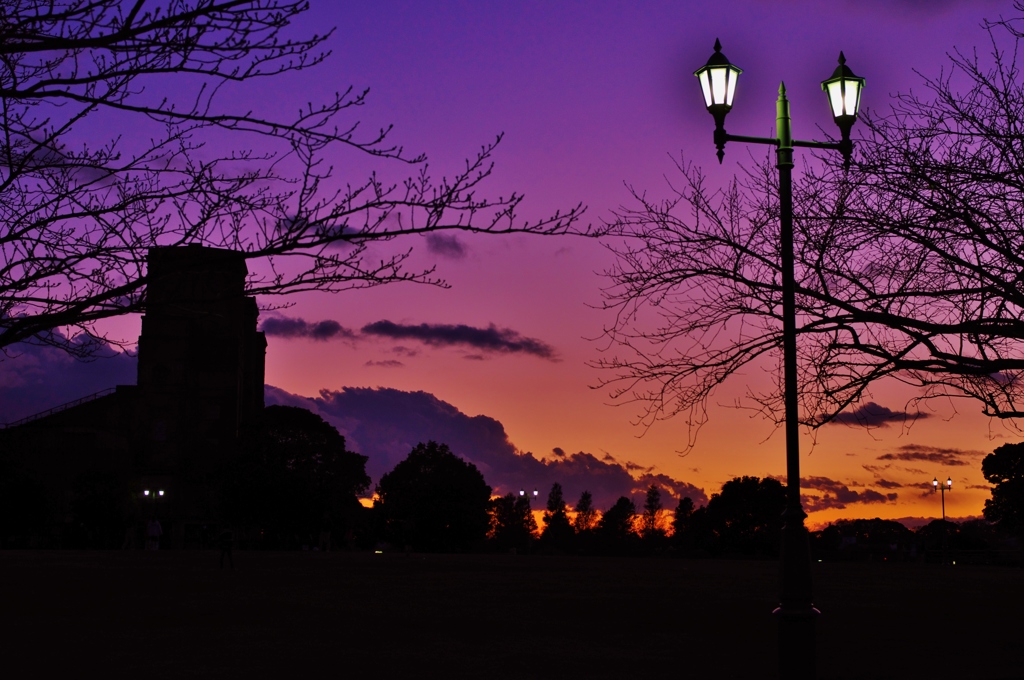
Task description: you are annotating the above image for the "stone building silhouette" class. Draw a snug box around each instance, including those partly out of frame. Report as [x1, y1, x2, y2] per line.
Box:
[1, 245, 266, 547]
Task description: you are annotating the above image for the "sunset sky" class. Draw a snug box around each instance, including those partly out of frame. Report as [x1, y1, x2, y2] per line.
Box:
[3, 0, 1020, 526]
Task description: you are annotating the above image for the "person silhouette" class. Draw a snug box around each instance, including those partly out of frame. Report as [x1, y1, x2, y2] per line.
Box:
[146, 518, 163, 550]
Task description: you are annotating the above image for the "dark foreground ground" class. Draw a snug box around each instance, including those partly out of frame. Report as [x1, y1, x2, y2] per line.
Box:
[1, 551, 1021, 679]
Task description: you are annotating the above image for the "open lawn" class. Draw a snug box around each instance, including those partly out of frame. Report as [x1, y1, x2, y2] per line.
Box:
[1, 551, 1021, 679]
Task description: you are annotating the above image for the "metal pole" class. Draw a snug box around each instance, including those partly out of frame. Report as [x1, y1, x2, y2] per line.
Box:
[773, 82, 817, 680]
[941, 486, 946, 522]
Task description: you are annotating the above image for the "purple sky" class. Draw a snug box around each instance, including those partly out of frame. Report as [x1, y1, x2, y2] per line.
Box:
[3, 0, 1016, 523]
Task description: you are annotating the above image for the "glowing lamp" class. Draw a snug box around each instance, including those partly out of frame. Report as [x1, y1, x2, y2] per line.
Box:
[821, 52, 864, 136]
[694, 39, 742, 116]
[519, 489, 525, 497]
[159, 490, 165, 496]
[532, 488, 539, 499]
[144, 489, 150, 496]
[932, 478, 939, 489]
[946, 478, 952, 490]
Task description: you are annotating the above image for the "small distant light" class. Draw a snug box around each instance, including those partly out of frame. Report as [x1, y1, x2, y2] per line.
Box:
[952, 560, 956, 565]
[532, 489, 539, 498]
[374, 550, 383, 554]
[143, 490, 150, 496]
[817, 560, 822, 563]
[158, 490, 165, 496]
[519, 489, 525, 496]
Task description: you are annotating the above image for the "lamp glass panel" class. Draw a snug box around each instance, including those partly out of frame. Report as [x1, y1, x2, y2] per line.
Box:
[827, 81, 844, 117]
[711, 67, 728, 105]
[725, 69, 738, 107]
[845, 80, 862, 116]
[699, 71, 713, 108]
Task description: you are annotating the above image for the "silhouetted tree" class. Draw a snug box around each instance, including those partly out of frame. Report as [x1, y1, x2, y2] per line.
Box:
[698, 476, 786, 557]
[671, 496, 695, 550]
[814, 518, 915, 561]
[982, 442, 1024, 553]
[374, 441, 491, 552]
[539, 482, 574, 552]
[572, 490, 598, 534]
[489, 493, 537, 553]
[226, 405, 369, 547]
[0, 0, 588, 357]
[638, 484, 666, 540]
[596, 13, 1024, 445]
[916, 519, 959, 560]
[597, 496, 637, 554]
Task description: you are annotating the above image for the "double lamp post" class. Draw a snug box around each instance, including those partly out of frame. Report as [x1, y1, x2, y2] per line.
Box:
[694, 40, 865, 680]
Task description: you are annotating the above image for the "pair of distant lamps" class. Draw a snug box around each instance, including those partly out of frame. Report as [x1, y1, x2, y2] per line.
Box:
[143, 489, 165, 497]
[519, 489, 538, 499]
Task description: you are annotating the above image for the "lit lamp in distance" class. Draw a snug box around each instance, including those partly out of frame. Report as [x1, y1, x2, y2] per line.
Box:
[932, 477, 952, 521]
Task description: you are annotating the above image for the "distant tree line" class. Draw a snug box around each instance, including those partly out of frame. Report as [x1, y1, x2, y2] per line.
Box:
[2, 406, 1023, 565]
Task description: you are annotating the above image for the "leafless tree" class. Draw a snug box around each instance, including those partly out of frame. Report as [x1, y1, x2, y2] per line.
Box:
[0, 0, 587, 357]
[597, 11, 1024, 448]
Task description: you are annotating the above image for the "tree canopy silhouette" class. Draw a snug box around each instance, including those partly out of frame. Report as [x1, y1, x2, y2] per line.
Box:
[982, 442, 1024, 541]
[225, 405, 369, 545]
[539, 482, 574, 551]
[373, 441, 491, 552]
[0, 0, 588, 357]
[489, 492, 537, 553]
[572, 490, 598, 534]
[596, 496, 636, 552]
[638, 484, 666, 540]
[597, 9, 1024, 444]
[691, 476, 786, 557]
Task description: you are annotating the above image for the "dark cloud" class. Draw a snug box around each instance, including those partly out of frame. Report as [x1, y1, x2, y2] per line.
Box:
[391, 346, 419, 358]
[264, 385, 707, 510]
[361, 320, 557, 360]
[874, 479, 905, 489]
[827, 401, 928, 427]
[425, 233, 467, 259]
[259, 316, 356, 341]
[876, 444, 984, 467]
[364, 360, 403, 368]
[800, 475, 898, 512]
[0, 335, 137, 424]
[552, 447, 566, 458]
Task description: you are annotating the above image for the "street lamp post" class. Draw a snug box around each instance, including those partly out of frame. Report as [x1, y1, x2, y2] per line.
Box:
[931, 476, 953, 564]
[694, 39, 865, 680]
[932, 476, 952, 521]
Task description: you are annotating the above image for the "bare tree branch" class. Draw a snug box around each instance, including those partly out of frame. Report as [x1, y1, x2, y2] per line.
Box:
[597, 18, 1024, 449]
[0, 0, 591, 357]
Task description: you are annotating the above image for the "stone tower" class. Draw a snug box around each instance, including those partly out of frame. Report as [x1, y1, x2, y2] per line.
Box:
[136, 245, 266, 470]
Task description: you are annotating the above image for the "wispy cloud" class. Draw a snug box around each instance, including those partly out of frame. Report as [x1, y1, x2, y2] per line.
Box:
[425, 233, 467, 259]
[258, 316, 558, 361]
[361, 320, 557, 360]
[260, 317, 356, 341]
[364, 359, 404, 368]
[876, 444, 984, 467]
[800, 475, 898, 512]
[827, 401, 928, 427]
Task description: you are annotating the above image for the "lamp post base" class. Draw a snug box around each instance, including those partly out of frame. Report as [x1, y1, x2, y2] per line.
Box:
[774, 505, 819, 680]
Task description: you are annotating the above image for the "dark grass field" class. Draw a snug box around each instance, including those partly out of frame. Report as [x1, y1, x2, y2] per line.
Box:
[2, 551, 1022, 679]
